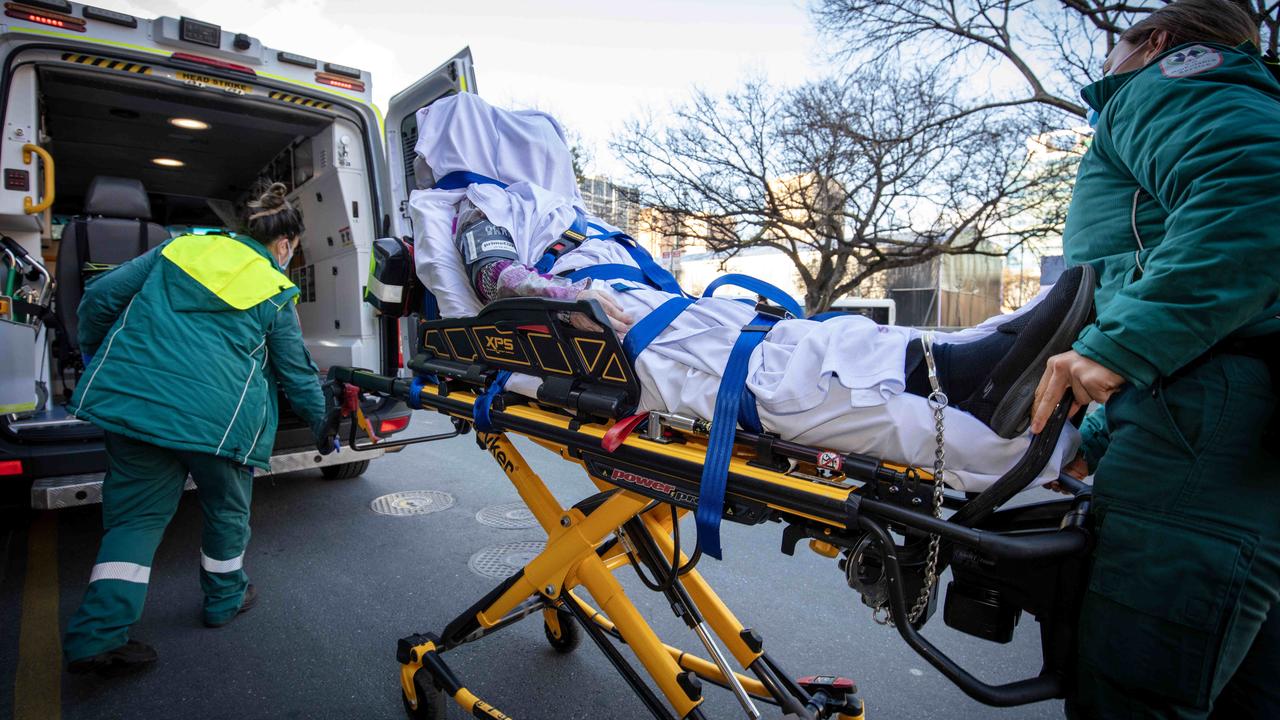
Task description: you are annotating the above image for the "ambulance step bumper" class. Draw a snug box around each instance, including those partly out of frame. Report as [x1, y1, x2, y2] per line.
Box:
[29, 447, 383, 509]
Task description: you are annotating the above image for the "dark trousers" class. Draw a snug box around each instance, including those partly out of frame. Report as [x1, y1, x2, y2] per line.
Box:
[1067, 354, 1279, 719]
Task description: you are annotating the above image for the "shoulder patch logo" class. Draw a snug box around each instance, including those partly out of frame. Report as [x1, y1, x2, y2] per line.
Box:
[1160, 45, 1222, 78]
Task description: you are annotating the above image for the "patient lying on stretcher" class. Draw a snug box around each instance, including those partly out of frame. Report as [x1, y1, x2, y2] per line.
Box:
[409, 94, 1082, 492]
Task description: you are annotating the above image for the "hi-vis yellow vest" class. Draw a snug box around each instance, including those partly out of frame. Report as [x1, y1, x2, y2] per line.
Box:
[161, 234, 295, 309]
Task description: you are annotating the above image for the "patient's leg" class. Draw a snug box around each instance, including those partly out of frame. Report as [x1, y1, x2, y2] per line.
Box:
[902, 265, 1094, 438]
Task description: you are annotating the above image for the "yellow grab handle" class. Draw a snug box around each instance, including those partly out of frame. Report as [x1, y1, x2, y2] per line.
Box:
[22, 143, 54, 215]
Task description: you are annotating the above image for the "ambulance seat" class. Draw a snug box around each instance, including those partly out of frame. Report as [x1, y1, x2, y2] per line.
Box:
[56, 176, 169, 355]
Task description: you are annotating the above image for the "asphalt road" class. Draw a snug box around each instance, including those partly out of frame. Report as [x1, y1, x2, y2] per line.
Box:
[1, 413, 1064, 720]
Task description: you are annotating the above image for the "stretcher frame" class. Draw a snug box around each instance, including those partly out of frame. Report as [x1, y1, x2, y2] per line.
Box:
[329, 298, 1093, 720]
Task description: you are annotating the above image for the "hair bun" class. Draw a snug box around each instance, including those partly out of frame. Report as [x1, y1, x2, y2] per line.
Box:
[255, 181, 289, 209]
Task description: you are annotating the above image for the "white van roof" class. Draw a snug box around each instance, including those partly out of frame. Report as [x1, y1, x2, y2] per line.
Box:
[0, 2, 377, 112]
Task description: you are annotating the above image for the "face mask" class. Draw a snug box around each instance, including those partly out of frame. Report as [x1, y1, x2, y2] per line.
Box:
[1106, 40, 1147, 77]
[276, 239, 296, 268]
[1088, 40, 1148, 129]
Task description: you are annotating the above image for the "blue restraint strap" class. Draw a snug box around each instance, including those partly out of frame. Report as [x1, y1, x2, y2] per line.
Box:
[738, 389, 762, 434]
[408, 376, 427, 410]
[434, 171, 508, 190]
[584, 221, 684, 295]
[566, 264, 648, 284]
[534, 253, 557, 274]
[536, 209, 592, 274]
[703, 274, 804, 319]
[697, 313, 778, 559]
[473, 370, 512, 432]
[623, 297, 693, 362]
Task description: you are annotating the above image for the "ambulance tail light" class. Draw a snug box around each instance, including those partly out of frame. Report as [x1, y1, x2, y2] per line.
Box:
[170, 52, 256, 77]
[315, 72, 365, 92]
[4, 3, 85, 31]
[379, 416, 410, 435]
[0, 460, 23, 476]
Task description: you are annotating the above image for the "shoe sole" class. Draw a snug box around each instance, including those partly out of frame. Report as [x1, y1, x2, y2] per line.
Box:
[986, 265, 1097, 439]
[67, 655, 157, 678]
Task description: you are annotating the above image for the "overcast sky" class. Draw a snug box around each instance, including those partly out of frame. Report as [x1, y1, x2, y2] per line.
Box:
[104, 0, 824, 175]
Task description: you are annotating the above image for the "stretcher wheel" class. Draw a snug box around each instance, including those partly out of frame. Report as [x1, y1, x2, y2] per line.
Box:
[401, 668, 447, 720]
[322, 459, 370, 480]
[543, 607, 581, 654]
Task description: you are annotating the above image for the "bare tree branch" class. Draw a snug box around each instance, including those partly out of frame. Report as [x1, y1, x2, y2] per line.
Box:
[614, 71, 1074, 313]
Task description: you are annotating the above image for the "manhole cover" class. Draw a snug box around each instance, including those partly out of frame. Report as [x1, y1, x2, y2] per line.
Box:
[468, 541, 546, 579]
[370, 490, 454, 517]
[476, 502, 539, 529]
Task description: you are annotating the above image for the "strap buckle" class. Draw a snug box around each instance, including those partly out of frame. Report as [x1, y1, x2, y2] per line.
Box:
[753, 299, 792, 321]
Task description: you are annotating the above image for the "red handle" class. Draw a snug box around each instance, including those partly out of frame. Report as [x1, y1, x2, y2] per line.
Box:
[601, 412, 648, 453]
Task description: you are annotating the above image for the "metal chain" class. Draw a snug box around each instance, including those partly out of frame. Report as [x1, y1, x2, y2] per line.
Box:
[906, 388, 948, 625]
[864, 334, 947, 627]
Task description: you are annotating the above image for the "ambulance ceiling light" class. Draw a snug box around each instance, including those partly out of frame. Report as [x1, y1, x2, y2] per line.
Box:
[168, 117, 210, 131]
[152, 157, 185, 168]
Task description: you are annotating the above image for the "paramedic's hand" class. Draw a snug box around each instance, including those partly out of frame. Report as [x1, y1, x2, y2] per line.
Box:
[574, 286, 634, 337]
[1030, 350, 1125, 434]
[316, 381, 343, 455]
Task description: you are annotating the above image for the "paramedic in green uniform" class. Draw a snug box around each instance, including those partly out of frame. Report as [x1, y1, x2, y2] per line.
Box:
[63, 182, 333, 676]
[1028, 1, 1280, 716]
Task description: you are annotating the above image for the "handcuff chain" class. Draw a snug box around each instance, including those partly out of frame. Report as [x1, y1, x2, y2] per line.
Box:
[908, 333, 947, 625]
[862, 334, 946, 627]
[908, 385, 947, 625]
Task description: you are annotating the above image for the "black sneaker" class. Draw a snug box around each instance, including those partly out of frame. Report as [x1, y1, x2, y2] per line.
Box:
[958, 265, 1096, 438]
[66, 640, 157, 678]
[203, 584, 257, 628]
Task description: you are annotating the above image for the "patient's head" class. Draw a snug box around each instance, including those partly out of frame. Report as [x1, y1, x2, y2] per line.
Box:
[244, 181, 304, 268]
[1105, 0, 1258, 75]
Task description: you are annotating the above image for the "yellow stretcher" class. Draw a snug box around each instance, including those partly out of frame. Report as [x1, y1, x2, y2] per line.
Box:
[327, 297, 1092, 720]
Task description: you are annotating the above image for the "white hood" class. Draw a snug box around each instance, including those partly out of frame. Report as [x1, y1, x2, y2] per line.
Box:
[413, 93, 585, 208]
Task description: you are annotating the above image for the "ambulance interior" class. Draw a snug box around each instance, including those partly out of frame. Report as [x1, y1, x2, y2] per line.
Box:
[18, 64, 381, 437]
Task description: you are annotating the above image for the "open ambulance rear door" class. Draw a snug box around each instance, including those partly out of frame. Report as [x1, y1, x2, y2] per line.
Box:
[383, 48, 476, 241]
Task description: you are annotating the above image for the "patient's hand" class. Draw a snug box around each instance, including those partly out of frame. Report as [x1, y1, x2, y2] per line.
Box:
[573, 286, 634, 336]
[1044, 452, 1089, 494]
[1030, 350, 1125, 434]
[1062, 452, 1089, 480]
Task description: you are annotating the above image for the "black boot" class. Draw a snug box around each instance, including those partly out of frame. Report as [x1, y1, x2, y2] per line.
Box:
[904, 265, 1096, 438]
[66, 640, 157, 677]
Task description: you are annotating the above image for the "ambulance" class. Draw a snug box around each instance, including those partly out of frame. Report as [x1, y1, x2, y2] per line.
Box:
[0, 1, 472, 507]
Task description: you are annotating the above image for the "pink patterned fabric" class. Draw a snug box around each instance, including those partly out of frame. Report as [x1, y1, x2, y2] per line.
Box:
[472, 259, 588, 304]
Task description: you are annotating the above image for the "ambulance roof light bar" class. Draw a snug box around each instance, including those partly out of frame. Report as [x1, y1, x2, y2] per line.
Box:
[3, 2, 85, 31]
[315, 71, 365, 92]
[82, 5, 137, 28]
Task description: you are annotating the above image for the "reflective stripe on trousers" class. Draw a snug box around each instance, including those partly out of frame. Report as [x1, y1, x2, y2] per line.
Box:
[200, 550, 245, 574]
[88, 561, 150, 584]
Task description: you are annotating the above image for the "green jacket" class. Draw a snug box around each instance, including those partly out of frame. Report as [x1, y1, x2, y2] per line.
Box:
[68, 233, 327, 470]
[1064, 41, 1280, 389]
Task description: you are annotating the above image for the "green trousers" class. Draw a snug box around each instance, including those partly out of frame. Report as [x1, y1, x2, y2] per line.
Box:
[1068, 354, 1279, 719]
[63, 432, 254, 662]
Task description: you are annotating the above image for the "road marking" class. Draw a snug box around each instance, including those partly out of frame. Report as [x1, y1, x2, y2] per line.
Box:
[15, 512, 60, 720]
